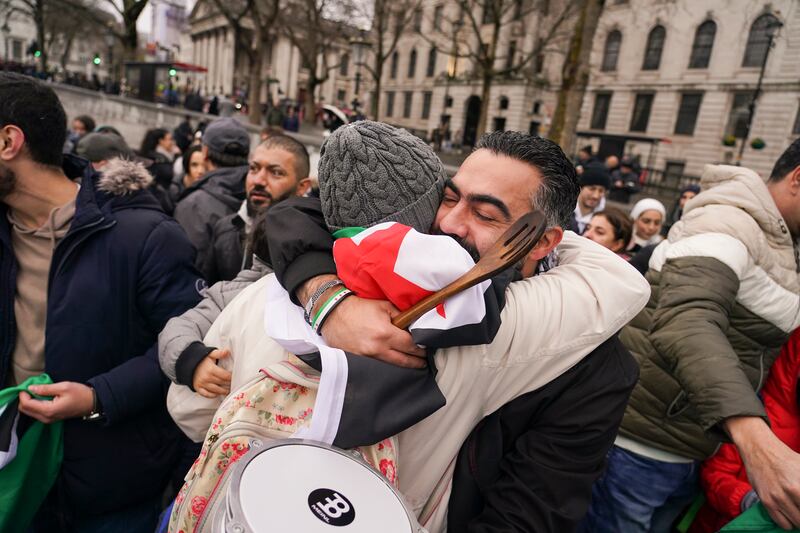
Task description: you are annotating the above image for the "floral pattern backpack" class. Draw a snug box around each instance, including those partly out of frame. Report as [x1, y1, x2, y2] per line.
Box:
[168, 355, 399, 533]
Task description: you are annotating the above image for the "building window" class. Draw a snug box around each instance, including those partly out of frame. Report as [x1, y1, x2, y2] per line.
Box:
[444, 95, 453, 108]
[534, 38, 545, 74]
[422, 91, 432, 119]
[743, 14, 780, 67]
[532, 100, 542, 114]
[591, 92, 612, 130]
[630, 93, 654, 132]
[413, 8, 423, 31]
[493, 117, 506, 131]
[408, 49, 417, 78]
[505, 40, 517, 70]
[482, 5, 493, 24]
[390, 51, 398, 78]
[514, 0, 523, 19]
[674, 92, 703, 136]
[726, 92, 754, 138]
[529, 121, 541, 136]
[12, 39, 23, 61]
[386, 91, 396, 117]
[642, 25, 666, 70]
[403, 91, 413, 118]
[337, 89, 346, 104]
[689, 20, 716, 69]
[434, 5, 444, 31]
[602, 30, 622, 72]
[426, 48, 437, 77]
[339, 53, 349, 76]
[663, 161, 686, 188]
[499, 96, 509, 110]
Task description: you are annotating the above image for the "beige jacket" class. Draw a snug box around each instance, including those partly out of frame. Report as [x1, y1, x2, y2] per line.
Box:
[167, 232, 651, 530]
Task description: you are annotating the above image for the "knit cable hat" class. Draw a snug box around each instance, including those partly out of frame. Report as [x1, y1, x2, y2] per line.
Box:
[318, 121, 446, 233]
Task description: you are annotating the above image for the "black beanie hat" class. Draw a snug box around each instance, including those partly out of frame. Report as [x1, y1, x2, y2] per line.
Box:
[579, 162, 611, 189]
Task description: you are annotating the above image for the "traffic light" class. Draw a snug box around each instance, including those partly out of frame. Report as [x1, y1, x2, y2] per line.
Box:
[168, 68, 177, 77]
[27, 40, 41, 57]
[93, 54, 101, 65]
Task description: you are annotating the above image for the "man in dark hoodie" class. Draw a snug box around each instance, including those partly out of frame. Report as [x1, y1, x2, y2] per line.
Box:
[173, 117, 250, 271]
[0, 72, 203, 531]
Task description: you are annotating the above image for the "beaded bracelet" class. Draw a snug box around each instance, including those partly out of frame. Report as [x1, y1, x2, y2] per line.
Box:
[313, 287, 354, 335]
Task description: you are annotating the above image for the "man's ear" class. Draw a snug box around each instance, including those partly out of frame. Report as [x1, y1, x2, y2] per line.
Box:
[528, 226, 564, 262]
[0, 125, 25, 162]
[788, 166, 800, 194]
[296, 177, 312, 197]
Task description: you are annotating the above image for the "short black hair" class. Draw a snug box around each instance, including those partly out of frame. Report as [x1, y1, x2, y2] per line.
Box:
[770, 138, 800, 182]
[0, 72, 67, 168]
[259, 134, 310, 180]
[476, 131, 579, 229]
[74, 115, 96, 133]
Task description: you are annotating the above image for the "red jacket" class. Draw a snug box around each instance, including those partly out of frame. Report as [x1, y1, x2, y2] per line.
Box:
[691, 329, 800, 533]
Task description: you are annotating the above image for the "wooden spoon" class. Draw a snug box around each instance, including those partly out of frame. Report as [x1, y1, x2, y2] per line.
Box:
[392, 210, 547, 329]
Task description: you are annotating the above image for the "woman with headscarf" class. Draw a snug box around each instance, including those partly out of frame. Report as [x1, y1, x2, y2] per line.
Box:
[627, 198, 666, 255]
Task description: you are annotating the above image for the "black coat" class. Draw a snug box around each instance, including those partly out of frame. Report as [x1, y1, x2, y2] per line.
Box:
[0, 156, 203, 519]
[173, 165, 247, 272]
[202, 211, 249, 284]
[447, 335, 638, 532]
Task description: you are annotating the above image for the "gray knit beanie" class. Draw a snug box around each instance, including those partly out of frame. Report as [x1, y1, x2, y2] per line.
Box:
[318, 121, 446, 233]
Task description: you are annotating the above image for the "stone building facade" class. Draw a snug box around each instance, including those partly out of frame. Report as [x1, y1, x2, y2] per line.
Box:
[378, 0, 800, 181]
[578, 0, 800, 180]
[377, 0, 573, 143]
[186, 0, 372, 112]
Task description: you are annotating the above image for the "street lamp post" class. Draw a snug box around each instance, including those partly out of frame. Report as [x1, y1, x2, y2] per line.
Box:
[349, 30, 370, 115]
[736, 17, 783, 166]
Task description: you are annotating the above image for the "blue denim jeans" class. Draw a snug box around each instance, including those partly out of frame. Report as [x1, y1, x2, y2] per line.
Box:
[578, 445, 700, 533]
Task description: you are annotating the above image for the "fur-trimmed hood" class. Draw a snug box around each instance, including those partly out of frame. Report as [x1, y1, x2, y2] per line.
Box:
[97, 158, 153, 196]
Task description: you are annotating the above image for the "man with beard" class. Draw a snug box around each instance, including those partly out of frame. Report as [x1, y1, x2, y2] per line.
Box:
[201, 135, 311, 284]
[0, 72, 203, 531]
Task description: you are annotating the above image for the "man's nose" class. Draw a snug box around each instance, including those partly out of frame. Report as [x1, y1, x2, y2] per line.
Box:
[439, 207, 469, 239]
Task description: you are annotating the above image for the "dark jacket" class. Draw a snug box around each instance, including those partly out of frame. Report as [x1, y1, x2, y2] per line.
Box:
[173, 165, 247, 272]
[447, 335, 638, 532]
[608, 169, 641, 204]
[0, 156, 204, 519]
[203, 211, 249, 284]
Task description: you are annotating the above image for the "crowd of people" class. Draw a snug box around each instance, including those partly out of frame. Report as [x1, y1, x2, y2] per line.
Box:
[1, 71, 800, 533]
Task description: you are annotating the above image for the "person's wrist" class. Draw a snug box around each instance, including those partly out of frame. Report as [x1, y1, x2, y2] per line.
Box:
[726, 416, 772, 456]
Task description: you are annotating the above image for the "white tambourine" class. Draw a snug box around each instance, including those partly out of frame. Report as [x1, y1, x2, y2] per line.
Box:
[213, 439, 425, 533]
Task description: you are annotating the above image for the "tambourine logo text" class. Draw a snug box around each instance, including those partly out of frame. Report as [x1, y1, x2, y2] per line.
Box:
[308, 488, 356, 526]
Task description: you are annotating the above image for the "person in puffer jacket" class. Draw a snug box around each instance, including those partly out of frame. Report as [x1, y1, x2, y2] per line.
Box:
[689, 329, 800, 533]
[581, 139, 800, 532]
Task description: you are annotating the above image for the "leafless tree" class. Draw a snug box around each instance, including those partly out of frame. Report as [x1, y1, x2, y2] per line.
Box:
[424, 0, 581, 138]
[280, 0, 359, 123]
[358, 0, 422, 120]
[209, 0, 281, 124]
[57, 0, 149, 67]
[548, 0, 604, 151]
